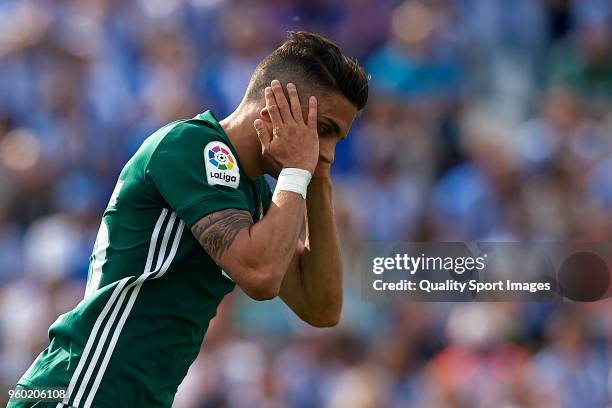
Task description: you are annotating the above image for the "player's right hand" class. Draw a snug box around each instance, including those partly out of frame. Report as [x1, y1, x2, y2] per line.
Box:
[254, 80, 319, 175]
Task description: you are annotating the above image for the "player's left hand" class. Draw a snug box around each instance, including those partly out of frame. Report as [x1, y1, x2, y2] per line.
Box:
[255, 80, 319, 174]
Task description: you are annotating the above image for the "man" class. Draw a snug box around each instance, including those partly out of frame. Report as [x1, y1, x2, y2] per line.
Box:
[9, 31, 368, 407]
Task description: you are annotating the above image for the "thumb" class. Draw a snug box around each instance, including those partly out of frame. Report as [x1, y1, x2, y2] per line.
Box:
[254, 119, 271, 147]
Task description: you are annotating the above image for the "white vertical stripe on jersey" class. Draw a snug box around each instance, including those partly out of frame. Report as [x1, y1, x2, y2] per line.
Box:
[82, 220, 185, 408]
[60, 209, 169, 408]
[71, 213, 179, 407]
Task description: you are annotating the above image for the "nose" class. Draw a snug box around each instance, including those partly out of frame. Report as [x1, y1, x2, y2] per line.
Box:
[319, 140, 335, 164]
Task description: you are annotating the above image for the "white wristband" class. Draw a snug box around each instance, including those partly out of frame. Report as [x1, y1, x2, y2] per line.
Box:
[275, 168, 312, 199]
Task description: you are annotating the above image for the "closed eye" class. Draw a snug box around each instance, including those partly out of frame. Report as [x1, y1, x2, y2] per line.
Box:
[318, 117, 344, 139]
[318, 125, 332, 135]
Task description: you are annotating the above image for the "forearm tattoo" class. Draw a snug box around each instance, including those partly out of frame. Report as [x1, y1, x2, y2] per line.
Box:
[191, 209, 253, 261]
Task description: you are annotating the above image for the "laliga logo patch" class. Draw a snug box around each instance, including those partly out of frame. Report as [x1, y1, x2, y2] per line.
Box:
[204, 141, 240, 188]
[208, 145, 235, 170]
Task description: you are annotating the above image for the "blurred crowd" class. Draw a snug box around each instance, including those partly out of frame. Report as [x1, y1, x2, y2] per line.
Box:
[1, 0, 612, 407]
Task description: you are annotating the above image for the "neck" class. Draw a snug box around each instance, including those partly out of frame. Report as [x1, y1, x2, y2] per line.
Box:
[219, 101, 263, 181]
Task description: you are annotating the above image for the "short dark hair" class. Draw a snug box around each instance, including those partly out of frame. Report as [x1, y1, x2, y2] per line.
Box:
[245, 31, 369, 111]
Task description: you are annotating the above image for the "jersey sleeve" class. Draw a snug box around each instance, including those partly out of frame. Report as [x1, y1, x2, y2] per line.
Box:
[146, 122, 250, 227]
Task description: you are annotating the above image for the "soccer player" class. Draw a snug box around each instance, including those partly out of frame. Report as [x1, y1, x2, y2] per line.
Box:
[8, 31, 368, 407]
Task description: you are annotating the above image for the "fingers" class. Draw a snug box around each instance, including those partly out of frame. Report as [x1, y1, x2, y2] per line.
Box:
[286, 83, 303, 123]
[254, 119, 271, 147]
[271, 80, 292, 122]
[265, 87, 282, 128]
[307, 96, 317, 129]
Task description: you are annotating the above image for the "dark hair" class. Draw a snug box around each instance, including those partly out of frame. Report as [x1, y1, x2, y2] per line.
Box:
[246, 31, 369, 110]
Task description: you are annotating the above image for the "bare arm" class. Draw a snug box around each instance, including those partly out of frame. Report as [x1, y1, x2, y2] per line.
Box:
[279, 176, 343, 327]
[264, 81, 343, 326]
[191, 189, 305, 300]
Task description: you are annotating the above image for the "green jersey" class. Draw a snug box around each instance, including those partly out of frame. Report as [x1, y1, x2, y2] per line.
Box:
[13, 111, 272, 408]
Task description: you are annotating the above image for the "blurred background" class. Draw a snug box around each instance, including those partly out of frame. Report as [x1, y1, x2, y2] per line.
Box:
[1, 0, 612, 406]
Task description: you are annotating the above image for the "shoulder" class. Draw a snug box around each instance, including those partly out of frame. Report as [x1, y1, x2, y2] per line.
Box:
[145, 118, 230, 167]
[145, 118, 243, 191]
[156, 119, 223, 150]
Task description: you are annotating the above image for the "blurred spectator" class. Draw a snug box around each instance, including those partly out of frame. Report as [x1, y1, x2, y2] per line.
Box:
[529, 305, 610, 408]
[548, 21, 612, 110]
